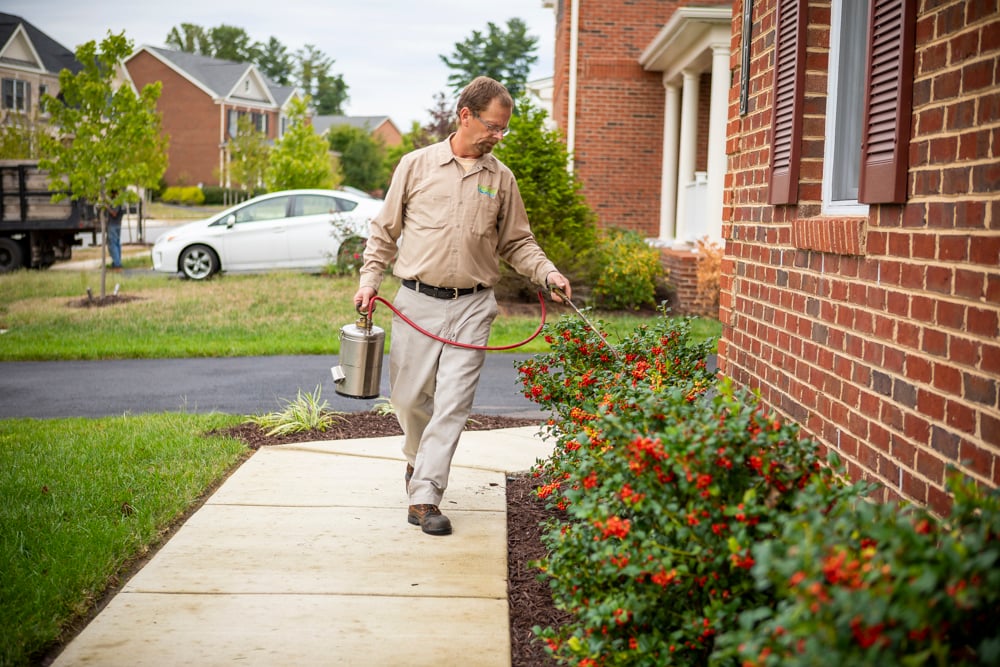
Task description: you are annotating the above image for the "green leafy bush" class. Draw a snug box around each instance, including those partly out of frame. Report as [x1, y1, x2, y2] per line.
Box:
[518, 313, 1000, 666]
[591, 228, 665, 310]
[494, 103, 598, 295]
[201, 186, 263, 206]
[719, 474, 1000, 667]
[160, 185, 205, 206]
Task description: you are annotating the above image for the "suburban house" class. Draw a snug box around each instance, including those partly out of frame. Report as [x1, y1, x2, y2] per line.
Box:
[122, 46, 301, 188]
[0, 13, 80, 128]
[312, 114, 402, 148]
[545, 0, 733, 314]
[718, 0, 998, 514]
[544, 0, 998, 513]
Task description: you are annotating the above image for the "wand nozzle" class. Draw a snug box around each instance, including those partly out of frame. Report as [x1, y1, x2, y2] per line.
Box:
[547, 285, 623, 362]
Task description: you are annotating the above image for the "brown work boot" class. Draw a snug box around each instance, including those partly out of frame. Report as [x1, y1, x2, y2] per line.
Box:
[405, 463, 414, 493]
[408, 504, 452, 535]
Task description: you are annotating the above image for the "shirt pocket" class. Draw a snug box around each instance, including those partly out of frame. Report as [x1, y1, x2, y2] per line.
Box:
[472, 186, 501, 236]
[408, 194, 451, 230]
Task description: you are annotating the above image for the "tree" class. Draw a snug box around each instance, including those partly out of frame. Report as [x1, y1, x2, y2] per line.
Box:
[493, 102, 596, 293]
[256, 36, 294, 85]
[0, 110, 50, 159]
[40, 31, 168, 299]
[229, 115, 270, 192]
[264, 96, 340, 191]
[296, 44, 348, 115]
[422, 91, 455, 143]
[326, 124, 387, 193]
[206, 24, 258, 63]
[165, 23, 209, 54]
[440, 19, 538, 101]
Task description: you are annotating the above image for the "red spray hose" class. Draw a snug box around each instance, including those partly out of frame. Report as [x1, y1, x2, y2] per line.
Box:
[365, 290, 548, 351]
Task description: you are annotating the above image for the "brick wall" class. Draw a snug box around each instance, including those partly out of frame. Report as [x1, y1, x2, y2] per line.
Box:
[126, 51, 221, 187]
[550, 0, 729, 238]
[719, 0, 1000, 514]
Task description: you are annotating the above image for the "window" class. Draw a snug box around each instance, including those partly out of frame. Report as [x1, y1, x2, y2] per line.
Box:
[234, 196, 290, 223]
[2, 79, 30, 111]
[822, 0, 870, 214]
[769, 0, 916, 208]
[293, 195, 335, 217]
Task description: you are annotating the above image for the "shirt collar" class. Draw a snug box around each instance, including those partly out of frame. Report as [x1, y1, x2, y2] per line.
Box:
[436, 134, 498, 173]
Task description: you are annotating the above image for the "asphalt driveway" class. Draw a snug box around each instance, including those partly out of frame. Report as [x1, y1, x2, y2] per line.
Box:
[0, 353, 544, 419]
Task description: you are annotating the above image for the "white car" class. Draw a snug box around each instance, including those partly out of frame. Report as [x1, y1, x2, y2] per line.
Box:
[151, 189, 381, 280]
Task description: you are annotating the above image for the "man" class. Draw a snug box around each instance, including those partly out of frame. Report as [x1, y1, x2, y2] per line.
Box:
[353, 76, 571, 536]
[104, 192, 124, 269]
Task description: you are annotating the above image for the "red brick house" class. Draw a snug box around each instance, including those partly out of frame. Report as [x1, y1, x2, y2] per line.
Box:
[544, 0, 998, 512]
[718, 0, 999, 513]
[123, 46, 301, 187]
[546, 0, 733, 312]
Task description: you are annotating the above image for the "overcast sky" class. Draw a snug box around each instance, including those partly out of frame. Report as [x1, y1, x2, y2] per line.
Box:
[7, 0, 556, 129]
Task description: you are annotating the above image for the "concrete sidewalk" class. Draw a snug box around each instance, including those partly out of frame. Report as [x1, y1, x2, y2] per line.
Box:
[52, 426, 552, 667]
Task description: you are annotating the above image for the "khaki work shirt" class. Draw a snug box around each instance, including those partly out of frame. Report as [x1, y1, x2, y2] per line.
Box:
[359, 135, 556, 293]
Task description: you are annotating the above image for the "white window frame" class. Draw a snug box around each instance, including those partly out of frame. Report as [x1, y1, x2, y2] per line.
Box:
[822, 0, 870, 216]
[2, 78, 30, 111]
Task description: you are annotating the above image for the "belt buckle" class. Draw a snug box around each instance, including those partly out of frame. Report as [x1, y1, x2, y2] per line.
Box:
[448, 287, 459, 299]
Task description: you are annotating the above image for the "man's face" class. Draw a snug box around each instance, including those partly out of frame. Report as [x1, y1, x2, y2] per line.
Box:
[466, 99, 511, 156]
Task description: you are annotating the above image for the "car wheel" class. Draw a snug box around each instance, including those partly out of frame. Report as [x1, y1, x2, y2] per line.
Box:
[179, 244, 219, 280]
[0, 237, 24, 272]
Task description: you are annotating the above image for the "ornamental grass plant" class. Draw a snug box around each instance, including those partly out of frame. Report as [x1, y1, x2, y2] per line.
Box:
[518, 309, 1000, 666]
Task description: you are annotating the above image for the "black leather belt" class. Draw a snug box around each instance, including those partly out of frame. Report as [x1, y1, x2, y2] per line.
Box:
[402, 279, 484, 300]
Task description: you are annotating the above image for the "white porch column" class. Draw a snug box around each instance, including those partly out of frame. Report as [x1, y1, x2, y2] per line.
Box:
[706, 44, 730, 242]
[674, 69, 699, 248]
[659, 81, 681, 243]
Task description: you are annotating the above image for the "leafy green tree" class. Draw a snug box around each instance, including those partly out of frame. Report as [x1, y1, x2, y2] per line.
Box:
[40, 31, 168, 298]
[265, 97, 340, 190]
[256, 36, 294, 85]
[0, 111, 50, 159]
[207, 24, 258, 62]
[165, 23, 209, 54]
[493, 102, 596, 292]
[296, 44, 348, 114]
[229, 115, 270, 191]
[440, 19, 538, 101]
[326, 124, 387, 193]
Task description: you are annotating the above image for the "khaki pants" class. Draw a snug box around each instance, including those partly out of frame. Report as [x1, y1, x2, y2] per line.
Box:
[389, 285, 498, 506]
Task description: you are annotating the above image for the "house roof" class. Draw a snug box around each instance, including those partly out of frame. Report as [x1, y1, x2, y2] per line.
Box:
[138, 46, 296, 107]
[0, 12, 81, 75]
[312, 114, 392, 135]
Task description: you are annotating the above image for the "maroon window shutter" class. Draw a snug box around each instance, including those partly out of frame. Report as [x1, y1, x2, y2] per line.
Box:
[768, 0, 807, 205]
[859, 0, 916, 204]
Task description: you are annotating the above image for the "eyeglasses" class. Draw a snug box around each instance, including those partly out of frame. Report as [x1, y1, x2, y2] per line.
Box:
[472, 112, 510, 137]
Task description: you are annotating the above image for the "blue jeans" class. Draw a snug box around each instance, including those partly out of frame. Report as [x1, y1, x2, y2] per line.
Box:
[107, 223, 121, 268]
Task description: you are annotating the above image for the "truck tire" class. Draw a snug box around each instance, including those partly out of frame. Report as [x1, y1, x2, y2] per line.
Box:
[179, 244, 219, 280]
[0, 237, 24, 272]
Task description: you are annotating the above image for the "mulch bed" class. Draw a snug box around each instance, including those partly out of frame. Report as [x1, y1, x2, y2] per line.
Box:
[213, 412, 568, 666]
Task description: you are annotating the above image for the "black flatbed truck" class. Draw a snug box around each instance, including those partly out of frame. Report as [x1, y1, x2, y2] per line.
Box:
[0, 159, 98, 271]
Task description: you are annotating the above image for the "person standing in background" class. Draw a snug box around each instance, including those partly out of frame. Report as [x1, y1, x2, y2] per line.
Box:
[105, 192, 124, 269]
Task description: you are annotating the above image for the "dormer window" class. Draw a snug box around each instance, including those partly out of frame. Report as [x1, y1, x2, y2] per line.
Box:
[245, 80, 250, 92]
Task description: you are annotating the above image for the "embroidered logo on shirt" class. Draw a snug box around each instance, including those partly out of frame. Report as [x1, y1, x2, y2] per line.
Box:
[477, 184, 497, 198]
